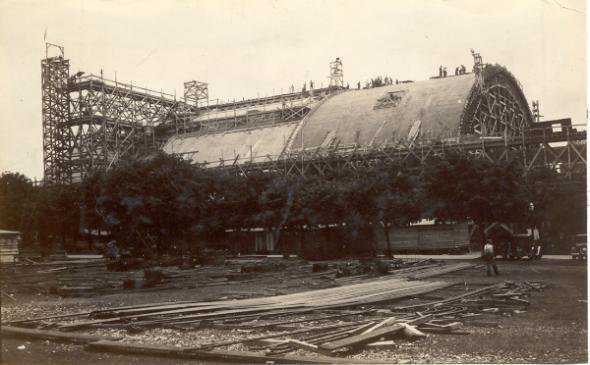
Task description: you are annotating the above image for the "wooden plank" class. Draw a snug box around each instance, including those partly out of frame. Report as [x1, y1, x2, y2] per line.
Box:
[282, 339, 326, 354]
[2, 292, 17, 303]
[366, 340, 396, 348]
[258, 322, 372, 355]
[297, 322, 374, 345]
[0, 326, 120, 344]
[248, 309, 372, 329]
[407, 263, 476, 280]
[194, 321, 373, 351]
[102, 277, 430, 317]
[86, 340, 377, 364]
[393, 283, 505, 311]
[319, 323, 405, 352]
[61, 280, 453, 330]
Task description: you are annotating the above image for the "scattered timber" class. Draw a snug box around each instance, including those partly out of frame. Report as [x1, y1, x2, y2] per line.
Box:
[0, 326, 121, 344]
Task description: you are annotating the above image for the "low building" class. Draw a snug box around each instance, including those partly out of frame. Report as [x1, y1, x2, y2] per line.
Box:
[223, 221, 474, 257]
[0, 229, 21, 263]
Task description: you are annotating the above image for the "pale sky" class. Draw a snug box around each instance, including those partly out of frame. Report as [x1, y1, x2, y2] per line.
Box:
[0, 0, 586, 179]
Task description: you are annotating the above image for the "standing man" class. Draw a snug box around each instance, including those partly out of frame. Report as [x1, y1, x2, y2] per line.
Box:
[105, 240, 120, 270]
[106, 240, 119, 260]
[483, 239, 499, 276]
[532, 226, 542, 259]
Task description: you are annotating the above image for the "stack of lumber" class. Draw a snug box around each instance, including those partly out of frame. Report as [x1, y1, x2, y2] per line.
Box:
[4, 277, 454, 358]
[48, 277, 453, 331]
[2, 280, 544, 360]
[242, 280, 544, 356]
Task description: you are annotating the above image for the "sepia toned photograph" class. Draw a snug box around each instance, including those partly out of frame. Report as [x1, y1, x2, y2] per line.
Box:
[0, 0, 587, 363]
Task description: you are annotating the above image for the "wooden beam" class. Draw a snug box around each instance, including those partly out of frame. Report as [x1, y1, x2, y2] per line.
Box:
[319, 323, 405, 352]
[87, 340, 377, 364]
[393, 282, 506, 311]
[1, 326, 120, 344]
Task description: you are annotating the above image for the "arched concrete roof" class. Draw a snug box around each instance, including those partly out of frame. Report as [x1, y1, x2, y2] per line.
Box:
[289, 65, 532, 151]
[290, 74, 476, 151]
[163, 65, 532, 166]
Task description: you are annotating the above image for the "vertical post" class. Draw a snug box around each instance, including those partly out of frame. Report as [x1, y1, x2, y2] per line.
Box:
[233, 99, 237, 128]
[567, 127, 572, 178]
[522, 123, 527, 173]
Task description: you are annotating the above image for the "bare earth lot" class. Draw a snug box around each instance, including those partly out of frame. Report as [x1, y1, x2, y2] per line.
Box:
[1, 258, 587, 364]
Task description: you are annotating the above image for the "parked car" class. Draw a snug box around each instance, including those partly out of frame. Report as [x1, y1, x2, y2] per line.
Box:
[571, 243, 587, 260]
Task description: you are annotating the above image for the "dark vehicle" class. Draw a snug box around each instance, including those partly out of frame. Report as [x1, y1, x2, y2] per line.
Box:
[571, 243, 587, 260]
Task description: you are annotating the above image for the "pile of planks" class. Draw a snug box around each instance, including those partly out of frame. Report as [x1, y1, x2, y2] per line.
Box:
[37, 277, 453, 331]
[2, 278, 544, 361]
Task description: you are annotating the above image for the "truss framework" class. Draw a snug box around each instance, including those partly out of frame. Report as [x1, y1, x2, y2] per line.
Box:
[63, 75, 200, 181]
[464, 84, 527, 138]
[42, 55, 71, 183]
[42, 63, 321, 182]
[199, 124, 586, 183]
[40, 42, 208, 183]
[328, 57, 344, 88]
[183, 80, 209, 107]
[41, 47, 584, 187]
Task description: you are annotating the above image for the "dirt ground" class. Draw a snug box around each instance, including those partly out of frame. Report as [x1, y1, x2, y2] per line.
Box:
[1, 258, 587, 364]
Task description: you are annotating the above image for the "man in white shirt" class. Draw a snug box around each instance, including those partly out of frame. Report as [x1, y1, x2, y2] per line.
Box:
[483, 239, 499, 276]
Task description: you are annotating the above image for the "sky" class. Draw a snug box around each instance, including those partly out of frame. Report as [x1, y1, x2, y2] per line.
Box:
[0, 0, 586, 180]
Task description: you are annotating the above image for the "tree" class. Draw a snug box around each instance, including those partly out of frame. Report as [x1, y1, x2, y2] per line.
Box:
[255, 175, 293, 252]
[0, 172, 33, 231]
[422, 153, 530, 241]
[373, 164, 422, 257]
[92, 153, 202, 257]
[0, 172, 81, 251]
[525, 167, 586, 251]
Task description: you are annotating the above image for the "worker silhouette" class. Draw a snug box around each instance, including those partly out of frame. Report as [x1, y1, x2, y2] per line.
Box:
[482, 240, 499, 276]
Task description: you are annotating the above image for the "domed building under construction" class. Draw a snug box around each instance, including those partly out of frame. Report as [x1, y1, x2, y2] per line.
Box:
[162, 62, 533, 168]
[41, 46, 585, 253]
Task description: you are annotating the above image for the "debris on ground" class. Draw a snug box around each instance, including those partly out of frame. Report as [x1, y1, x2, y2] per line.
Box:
[1, 276, 544, 361]
[1, 254, 475, 299]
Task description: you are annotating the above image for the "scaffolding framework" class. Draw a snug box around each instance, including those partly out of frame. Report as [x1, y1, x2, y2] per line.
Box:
[200, 121, 586, 184]
[183, 80, 209, 107]
[471, 49, 484, 91]
[42, 50, 71, 183]
[41, 45, 201, 183]
[328, 57, 344, 88]
[40, 47, 585, 188]
[40, 47, 324, 182]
